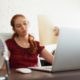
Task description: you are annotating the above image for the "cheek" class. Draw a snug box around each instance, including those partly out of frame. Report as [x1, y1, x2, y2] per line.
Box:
[16, 29, 21, 33]
[13, 28, 20, 33]
[26, 27, 28, 31]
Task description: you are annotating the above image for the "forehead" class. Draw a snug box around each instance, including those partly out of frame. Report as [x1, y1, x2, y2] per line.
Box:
[15, 16, 26, 22]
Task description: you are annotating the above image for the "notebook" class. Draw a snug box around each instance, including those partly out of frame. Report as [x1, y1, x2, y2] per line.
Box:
[29, 27, 80, 72]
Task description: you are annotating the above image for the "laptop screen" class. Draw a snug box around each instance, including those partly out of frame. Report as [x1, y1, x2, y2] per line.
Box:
[52, 27, 80, 71]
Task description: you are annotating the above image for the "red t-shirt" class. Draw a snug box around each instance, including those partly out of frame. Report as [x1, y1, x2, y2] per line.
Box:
[5, 38, 44, 69]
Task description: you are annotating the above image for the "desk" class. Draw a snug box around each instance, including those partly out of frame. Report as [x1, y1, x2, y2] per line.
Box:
[1, 69, 80, 80]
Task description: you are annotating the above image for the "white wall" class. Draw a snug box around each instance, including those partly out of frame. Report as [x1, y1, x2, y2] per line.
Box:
[0, 0, 40, 40]
[45, 0, 80, 28]
[36, 0, 80, 28]
[0, 0, 80, 40]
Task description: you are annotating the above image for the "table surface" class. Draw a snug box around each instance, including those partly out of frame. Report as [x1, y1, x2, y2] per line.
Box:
[0, 69, 80, 80]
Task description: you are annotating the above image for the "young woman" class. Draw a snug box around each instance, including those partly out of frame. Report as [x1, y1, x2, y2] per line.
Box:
[5, 14, 54, 69]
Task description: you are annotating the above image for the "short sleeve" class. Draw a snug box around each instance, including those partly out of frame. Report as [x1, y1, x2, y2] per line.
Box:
[5, 39, 14, 52]
[36, 41, 45, 54]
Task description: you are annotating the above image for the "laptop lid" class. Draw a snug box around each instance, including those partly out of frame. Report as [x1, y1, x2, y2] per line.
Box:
[52, 27, 80, 72]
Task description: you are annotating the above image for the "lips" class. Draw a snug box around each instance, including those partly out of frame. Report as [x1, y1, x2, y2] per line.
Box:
[22, 30, 26, 33]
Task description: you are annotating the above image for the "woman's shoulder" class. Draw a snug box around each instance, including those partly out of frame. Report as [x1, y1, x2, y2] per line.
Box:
[34, 40, 40, 44]
[5, 38, 14, 45]
[5, 33, 16, 43]
[6, 38, 12, 42]
[34, 40, 44, 47]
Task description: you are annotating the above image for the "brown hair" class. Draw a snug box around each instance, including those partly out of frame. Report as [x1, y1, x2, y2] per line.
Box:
[11, 14, 37, 53]
[28, 34, 37, 53]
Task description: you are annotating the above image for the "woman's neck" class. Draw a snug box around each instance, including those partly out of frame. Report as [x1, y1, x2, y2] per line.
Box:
[16, 34, 29, 42]
[14, 34, 30, 48]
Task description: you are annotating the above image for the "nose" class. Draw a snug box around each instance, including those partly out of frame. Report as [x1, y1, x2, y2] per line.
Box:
[21, 25, 26, 30]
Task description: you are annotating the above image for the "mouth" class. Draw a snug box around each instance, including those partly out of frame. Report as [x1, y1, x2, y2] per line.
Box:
[22, 30, 27, 35]
[22, 30, 26, 33]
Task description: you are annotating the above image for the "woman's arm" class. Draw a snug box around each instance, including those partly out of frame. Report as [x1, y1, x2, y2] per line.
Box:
[41, 48, 54, 64]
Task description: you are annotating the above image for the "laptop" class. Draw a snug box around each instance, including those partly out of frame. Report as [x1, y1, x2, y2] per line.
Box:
[29, 27, 80, 72]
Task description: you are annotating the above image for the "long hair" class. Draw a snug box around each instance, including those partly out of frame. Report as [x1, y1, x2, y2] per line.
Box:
[28, 34, 37, 53]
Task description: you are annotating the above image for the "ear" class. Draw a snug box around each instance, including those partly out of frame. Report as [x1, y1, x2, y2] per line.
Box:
[12, 27, 16, 32]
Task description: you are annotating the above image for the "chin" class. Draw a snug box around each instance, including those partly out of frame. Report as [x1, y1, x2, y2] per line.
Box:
[20, 31, 27, 36]
[22, 33, 27, 36]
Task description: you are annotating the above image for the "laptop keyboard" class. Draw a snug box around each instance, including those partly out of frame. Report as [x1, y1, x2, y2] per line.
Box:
[38, 66, 52, 71]
[40, 66, 52, 69]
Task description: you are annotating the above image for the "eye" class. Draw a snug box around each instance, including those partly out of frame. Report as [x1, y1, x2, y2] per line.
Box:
[24, 21, 29, 25]
[24, 22, 27, 26]
[16, 24, 21, 28]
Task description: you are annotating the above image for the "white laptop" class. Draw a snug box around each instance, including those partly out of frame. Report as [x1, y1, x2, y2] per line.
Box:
[29, 27, 80, 72]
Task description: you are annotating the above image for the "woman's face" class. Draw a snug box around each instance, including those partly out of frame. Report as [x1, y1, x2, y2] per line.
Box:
[13, 16, 29, 37]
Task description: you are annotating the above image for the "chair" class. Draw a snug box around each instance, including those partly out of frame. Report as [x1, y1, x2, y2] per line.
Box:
[0, 33, 12, 80]
[0, 33, 12, 68]
[0, 33, 12, 41]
